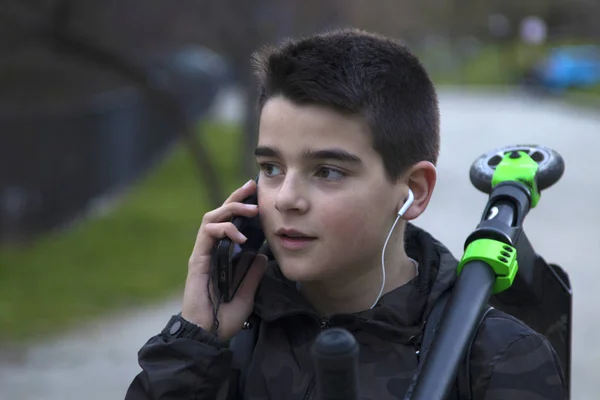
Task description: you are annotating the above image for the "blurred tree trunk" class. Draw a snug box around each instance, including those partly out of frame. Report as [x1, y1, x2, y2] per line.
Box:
[239, 58, 260, 178]
[188, 0, 280, 178]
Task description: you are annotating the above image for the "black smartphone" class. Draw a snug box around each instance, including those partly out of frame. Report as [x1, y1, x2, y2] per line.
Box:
[213, 177, 266, 303]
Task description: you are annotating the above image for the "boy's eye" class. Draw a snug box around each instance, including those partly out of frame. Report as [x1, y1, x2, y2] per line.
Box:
[259, 163, 282, 177]
[316, 167, 345, 181]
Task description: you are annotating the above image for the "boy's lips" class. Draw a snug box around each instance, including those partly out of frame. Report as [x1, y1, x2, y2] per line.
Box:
[275, 228, 316, 238]
[275, 228, 317, 251]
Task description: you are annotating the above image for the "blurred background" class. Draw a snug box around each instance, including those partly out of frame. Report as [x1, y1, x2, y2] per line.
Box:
[0, 0, 598, 399]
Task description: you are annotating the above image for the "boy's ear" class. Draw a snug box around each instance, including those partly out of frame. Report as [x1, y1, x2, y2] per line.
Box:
[398, 161, 437, 220]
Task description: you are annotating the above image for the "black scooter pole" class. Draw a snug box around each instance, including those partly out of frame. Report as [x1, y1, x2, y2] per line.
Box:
[405, 196, 522, 399]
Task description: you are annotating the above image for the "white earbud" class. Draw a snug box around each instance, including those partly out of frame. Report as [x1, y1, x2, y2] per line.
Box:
[370, 189, 415, 310]
[397, 189, 414, 217]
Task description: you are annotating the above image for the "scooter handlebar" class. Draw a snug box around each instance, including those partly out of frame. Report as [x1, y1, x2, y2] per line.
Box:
[312, 327, 360, 400]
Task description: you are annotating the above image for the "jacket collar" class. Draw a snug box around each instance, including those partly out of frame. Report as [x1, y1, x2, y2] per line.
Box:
[253, 223, 458, 342]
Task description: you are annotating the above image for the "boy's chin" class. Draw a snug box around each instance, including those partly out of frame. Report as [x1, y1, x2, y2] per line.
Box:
[278, 261, 328, 284]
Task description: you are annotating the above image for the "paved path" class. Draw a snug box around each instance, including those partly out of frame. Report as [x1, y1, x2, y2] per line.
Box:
[1, 87, 598, 399]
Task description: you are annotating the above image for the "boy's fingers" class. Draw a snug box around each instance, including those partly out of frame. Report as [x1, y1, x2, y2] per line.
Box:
[192, 222, 247, 256]
[202, 202, 258, 225]
[193, 179, 258, 259]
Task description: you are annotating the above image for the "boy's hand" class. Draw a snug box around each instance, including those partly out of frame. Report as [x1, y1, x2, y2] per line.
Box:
[182, 179, 268, 341]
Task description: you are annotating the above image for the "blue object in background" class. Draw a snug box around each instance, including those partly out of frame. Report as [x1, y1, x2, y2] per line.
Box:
[532, 45, 600, 92]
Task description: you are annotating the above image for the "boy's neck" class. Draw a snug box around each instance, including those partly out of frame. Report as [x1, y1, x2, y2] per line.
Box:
[298, 251, 417, 317]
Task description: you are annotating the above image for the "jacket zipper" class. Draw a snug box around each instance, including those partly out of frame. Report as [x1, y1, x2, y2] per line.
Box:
[303, 378, 316, 400]
[302, 317, 332, 400]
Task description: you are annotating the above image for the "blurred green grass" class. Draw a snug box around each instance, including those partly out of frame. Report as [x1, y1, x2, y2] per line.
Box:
[0, 120, 243, 343]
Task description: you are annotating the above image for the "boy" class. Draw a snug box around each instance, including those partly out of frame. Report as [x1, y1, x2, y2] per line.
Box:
[125, 28, 567, 399]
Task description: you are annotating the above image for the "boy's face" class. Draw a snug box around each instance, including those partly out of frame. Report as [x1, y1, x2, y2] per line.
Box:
[255, 96, 407, 284]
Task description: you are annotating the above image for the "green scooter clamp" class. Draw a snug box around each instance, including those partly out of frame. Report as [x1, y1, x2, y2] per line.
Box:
[458, 150, 541, 294]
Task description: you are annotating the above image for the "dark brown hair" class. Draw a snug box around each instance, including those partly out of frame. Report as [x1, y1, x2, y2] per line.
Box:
[252, 28, 440, 180]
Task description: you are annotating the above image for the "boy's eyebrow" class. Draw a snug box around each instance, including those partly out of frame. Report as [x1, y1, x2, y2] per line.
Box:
[254, 146, 363, 164]
[302, 148, 363, 164]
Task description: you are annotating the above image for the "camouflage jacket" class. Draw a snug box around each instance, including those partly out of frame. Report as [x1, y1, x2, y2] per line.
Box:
[126, 224, 567, 399]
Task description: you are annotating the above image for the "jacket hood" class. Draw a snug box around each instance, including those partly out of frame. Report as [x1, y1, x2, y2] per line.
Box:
[253, 223, 459, 344]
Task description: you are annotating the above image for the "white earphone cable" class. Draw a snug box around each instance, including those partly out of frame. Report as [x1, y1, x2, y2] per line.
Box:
[370, 189, 414, 310]
[370, 213, 402, 309]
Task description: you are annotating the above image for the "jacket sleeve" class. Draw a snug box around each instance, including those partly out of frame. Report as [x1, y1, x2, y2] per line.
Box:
[473, 331, 568, 400]
[125, 315, 234, 400]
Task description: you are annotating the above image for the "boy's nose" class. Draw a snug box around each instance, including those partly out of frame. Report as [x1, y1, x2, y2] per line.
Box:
[274, 175, 309, 214]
